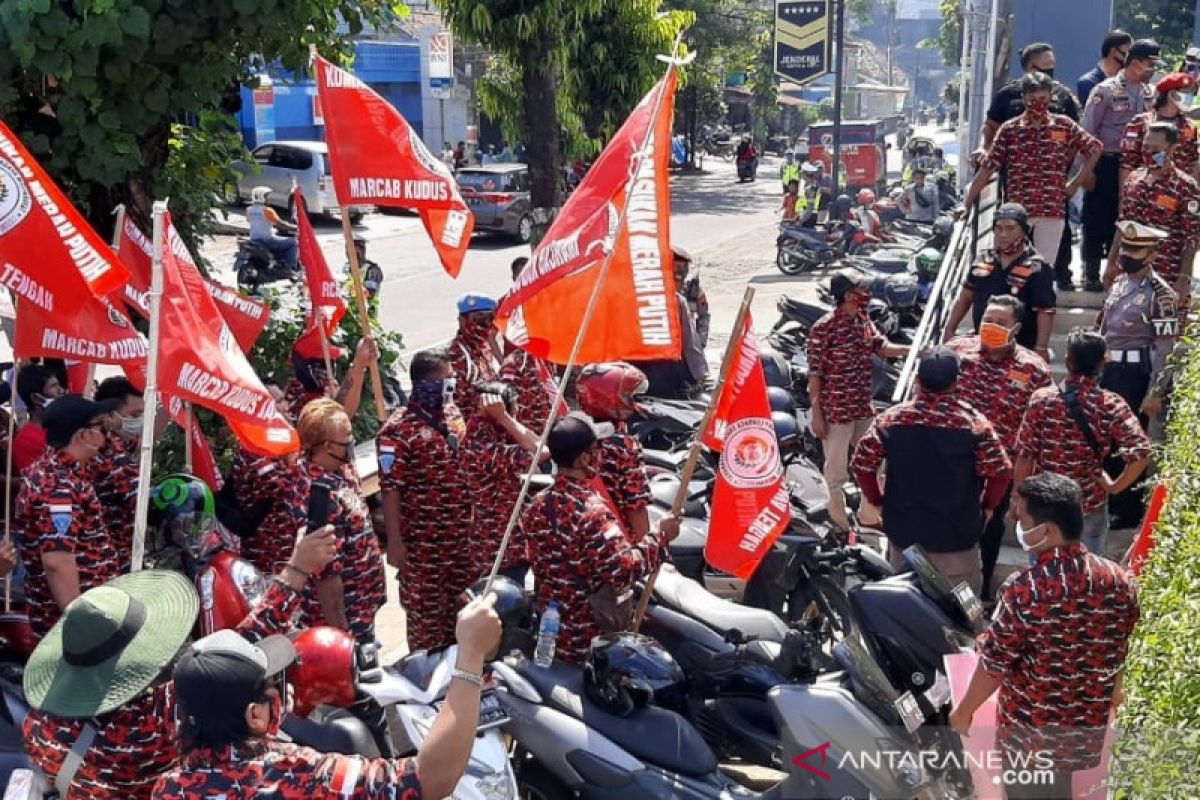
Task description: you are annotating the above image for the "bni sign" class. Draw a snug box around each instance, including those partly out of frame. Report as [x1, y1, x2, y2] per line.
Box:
[429, 31, 453, 94]
[774, 0, 833, 87]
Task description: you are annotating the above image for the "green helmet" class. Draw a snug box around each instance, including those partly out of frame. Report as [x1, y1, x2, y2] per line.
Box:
[915, 248, 942, 279]
[151, 474, 228, 561]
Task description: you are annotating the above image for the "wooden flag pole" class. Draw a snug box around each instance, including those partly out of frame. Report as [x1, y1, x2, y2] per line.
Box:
[631, 286, 755, 630]
[183, 403, 194, 473]
[3, 297, 18, 612]
[130, 201, 168, 571]
[340, 211, 387, 421]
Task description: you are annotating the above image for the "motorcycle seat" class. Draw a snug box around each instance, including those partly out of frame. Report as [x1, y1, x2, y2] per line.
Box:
[777, 295, 830, 328]
[516, 661, 718, 777]
[285, 708, 381, 758]
[653, 568, 789, 643]
[649, 476, 708, 519]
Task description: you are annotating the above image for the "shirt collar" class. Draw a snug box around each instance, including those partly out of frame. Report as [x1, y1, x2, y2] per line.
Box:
[179, 739, 270, 770]
[1065, 374, 1098, 390]
[1035, 541, 1087, 565]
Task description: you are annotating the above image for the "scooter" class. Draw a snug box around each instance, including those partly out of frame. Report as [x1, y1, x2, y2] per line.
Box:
[233, 236, 300, 292]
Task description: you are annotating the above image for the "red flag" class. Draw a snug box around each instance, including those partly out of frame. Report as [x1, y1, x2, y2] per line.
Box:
[293, 188, 347, 359]
[166, 395, 223, 491]
[313, 54, 473, 277]
[157, 212, 298, 456]
[702, 312, 790, 580]
[114, 214, 270, 352]
[14, 295, 148, 371]
[496, 72, 680, 365]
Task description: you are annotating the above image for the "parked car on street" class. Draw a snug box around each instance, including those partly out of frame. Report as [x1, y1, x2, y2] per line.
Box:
[226, 140, 373, 224]
[456, 164, 534, 242]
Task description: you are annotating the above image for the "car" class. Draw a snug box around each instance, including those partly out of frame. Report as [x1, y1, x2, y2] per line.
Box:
[456, 164, 533, 242]
[226, 140, 373, 224]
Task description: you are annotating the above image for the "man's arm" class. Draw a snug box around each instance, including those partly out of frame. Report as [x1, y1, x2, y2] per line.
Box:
[879, 343, 909, 359]
[962, 164, 997, 213]
[41, 552, 80, 611]
[942, 288, 975, 343]
[315, 575, 349, 630]
[381, 488, 405, 569]
[333, 338, 377, 418]
[949, 663, 1002, 736]
[1035, 311, 1053, 353]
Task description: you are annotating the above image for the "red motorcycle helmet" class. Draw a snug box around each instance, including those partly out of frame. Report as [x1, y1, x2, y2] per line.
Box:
[856, 188, 876, 206]
[576, 362, 649, 421]
[290, 626, 358, 717]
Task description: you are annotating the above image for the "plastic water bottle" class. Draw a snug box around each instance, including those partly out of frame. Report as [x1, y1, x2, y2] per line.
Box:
[534, 603, 560, 667]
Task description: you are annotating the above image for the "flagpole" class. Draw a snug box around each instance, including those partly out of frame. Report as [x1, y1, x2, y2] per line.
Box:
[130, 201, 167, 572]
[482, 37, 688, 595]
[3, 297, 18, 612]
[631, 287, 755, 630]
[183, 403, 194, 473]
[339, 212, 387, 421]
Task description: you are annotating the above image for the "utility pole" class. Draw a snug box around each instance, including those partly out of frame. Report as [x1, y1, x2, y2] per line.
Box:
[887, 0, 896, 86]
[832, 0, 846, 195]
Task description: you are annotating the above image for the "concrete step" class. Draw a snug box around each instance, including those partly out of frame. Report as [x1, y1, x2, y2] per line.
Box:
[1054, 302, 1101, 336]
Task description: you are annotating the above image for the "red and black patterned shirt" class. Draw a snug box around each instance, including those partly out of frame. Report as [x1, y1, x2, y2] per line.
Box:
[376, 403, 469, 545]
[1120, 110, 1199, 175]
[1116, 165, 1200, 285]
[1014, 376, 1152, 513]
[81, 432, 140, 572]
[282, 378, 330, 424]
[227, 448, 310, 576]
[522, 475, 663, 663]
[947, 337, 1052, 457]
[807, 309, 885, 424]
[24, 580, 303, 799]
[984, 113, 1102, 218]
[151, 739, 422, 799]
[500, 349, 561, 432]
[449, 334, 501, 415]
[978, 544, 1139, 770]
[15, 450, 122, 640]
[461, 415, 534, 572]
[596, 422, 651, 524]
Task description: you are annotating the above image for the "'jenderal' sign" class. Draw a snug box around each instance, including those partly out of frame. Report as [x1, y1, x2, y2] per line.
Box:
[774, 0, 833, 87]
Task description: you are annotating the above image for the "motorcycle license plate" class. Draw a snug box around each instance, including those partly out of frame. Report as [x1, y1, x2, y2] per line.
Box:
[952, 582, 984, 626]
[439, 689, 509, 731]
[894, 690, 924, 734]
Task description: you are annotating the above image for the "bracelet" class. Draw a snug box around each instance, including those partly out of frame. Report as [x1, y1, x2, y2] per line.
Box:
[452, 667, 484, 688]
[283, 563, 311, 581]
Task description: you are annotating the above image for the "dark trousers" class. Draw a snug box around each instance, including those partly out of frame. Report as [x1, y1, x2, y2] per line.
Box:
[980, 489, 1011, 600]
[1054, 202, 1073, 284]
[1081, 155, 1121, 275]
[1101, 360, 1151, 524]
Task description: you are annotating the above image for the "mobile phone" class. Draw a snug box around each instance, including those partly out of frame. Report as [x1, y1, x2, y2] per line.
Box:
[305, 480, 333, 536]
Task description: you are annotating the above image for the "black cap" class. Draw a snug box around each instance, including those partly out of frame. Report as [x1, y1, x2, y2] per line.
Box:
[829, 268, 869, 303]
[917, 347, 960, 393]
[547, 412, 615, 467]
[43, 395, 119, 449]
[994, 202, 1028, 226]
[1128, 39, 1165, 66]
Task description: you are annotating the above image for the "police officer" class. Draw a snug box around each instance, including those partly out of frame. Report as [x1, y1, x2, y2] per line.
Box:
[1080, 39, 1163, 292]
[1120, 72, 1200, 183]
[349, 234, 385, 305]
[779, 151, 800, 193]
[1076, 30, 1133, 106]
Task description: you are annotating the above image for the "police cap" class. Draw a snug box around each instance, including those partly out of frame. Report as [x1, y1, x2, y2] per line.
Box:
[1117, 220, 1169, 248]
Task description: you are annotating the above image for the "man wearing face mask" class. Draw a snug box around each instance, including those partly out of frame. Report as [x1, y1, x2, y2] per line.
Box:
[1120, 73, 1200, 184]
[12, 363, 67, 474]
[1107, 124, 1200, 293]
[1081, 38, 1163, 293]
[377, 348, 472, 651]
[807, 270, 909, 533]
[15, 396, 123, 639]
[282, 337, 376, 423]
[943, 204, 1057, 360]
[978, 43, 1082, 160]
[449, 293, 503, 414]
[950, 473, 1139, 800]
[963, 73, 1102, 271]
[948, 296, 1052, 598]
[1077, 30, 1133, 106]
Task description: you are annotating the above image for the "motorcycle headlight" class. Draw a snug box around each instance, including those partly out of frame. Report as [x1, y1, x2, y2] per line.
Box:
[229, 558, 268, 607]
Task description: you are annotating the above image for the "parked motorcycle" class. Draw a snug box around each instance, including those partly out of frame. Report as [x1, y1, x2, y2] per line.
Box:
[233, 236, 300, 292]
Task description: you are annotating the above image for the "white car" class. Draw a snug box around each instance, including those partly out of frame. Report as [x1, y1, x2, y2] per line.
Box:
[227, 140, 373, 223]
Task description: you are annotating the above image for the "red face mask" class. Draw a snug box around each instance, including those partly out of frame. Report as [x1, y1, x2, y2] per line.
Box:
[1025, 97, 1050, 117]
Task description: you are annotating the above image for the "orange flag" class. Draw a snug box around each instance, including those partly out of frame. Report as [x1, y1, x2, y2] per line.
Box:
[293, 187, 347, 359]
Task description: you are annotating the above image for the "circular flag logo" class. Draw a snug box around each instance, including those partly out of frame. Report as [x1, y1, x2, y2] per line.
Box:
[719, 417, 782, 489]
[0, 158, 33, 237]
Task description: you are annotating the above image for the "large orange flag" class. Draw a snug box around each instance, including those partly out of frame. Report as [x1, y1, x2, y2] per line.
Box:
[496, 72, 681, 365]
[293, 187, 347, 359]
[313, 54, 473, 277]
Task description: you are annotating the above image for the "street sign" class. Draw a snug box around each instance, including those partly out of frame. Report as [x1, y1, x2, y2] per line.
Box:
[429, 31, 453, 81]
[774, 0, 833, 87]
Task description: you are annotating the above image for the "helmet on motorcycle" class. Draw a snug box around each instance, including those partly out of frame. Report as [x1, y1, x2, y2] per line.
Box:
[461, 575, 538, 659]
[760, 351, 792, 389]
[583, 633, 688, 717]
[151, 474, 235, 562]
[932, 216, 954, 239]
[250, 186, 272, 204]
[766, 386, 794, 414]
[915, 248, 943, 280]
[576, 362, 649, 421]
[856, 188, 876, 206]
[771, 411, 800, 456]
[831, 194, 854, 221]
[290, 626, 358, 717]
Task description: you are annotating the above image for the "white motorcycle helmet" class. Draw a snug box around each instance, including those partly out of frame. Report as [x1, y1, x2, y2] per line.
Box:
[250, 185, 272, 204]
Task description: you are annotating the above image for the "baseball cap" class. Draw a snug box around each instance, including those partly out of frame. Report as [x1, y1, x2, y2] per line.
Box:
[1128, 39, 1165, 67]
[829, 268, 869, 302]
[547, 412, 615, 467]
[43, 395, 119, 449]
[173, 630, 295, 737]
[457, 293, 497, 315]
[917, 347, 960, 392]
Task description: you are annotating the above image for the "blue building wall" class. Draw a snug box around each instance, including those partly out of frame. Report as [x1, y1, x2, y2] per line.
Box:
[1005, 0, 1114, 91]
[237, 40, 423, 148]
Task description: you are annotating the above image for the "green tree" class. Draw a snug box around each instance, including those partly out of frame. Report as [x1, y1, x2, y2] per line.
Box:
[846, 0, 879, 26]
[920, 0, 962, 66]
[0, 0, 400, 246]
[1114, 0, 1193, 61]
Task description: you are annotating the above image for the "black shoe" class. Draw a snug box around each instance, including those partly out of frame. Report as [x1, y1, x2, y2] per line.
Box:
[1084, 280, 1104, 292]
[1056, 279, 1076, 292]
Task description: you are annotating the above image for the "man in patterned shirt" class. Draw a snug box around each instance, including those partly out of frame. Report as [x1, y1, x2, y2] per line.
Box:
[948, 296, 1052, 597]
[449, 293, 502, 414]
[852, 348, 1011, 593]
[522, 413, 679, 663]
[1119, 72, 1199, 184]
[154, 592, 500, 800]
[963, 71, 1102, 266]
[378, 348, 472, 652]
[950, 473, 1139, 800]
[1014, 328, 1151, 556]
[16, 396, 123, 640]
[282, 337, 375, 423]
[807, 270, 909, 532]
[501, 257, 565, 433]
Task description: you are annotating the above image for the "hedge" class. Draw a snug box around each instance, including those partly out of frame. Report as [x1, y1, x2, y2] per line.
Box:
[1110, 331, 1200, 798]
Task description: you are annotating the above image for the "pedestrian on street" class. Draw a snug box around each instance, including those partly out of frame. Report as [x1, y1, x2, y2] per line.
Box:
[377, 348, 472, 652]
[461, 381, 545, 582]
[947, 296, 1053, 598]
[1080, 38, 1163, 292]
[152, 593, 501, 800]
[950, 473, 1139, 800]
[901, 168, 940, 223]
[779, 150, 800, 193]
[943, 203, 1057, 360]
[522, 413, 678, 664]
[852, 348, 1011, 593]
[449, 293, 503, 414]
[1013, 328, 1151, 555]
[807, 269, 909, 533]
[12, 362, 66, 474]
[297, 398, 386, 646]
[1119, 73, 1200, 184]
[1076, 30, 1133, 106]
[283, 336, 376, 423]
[963, 72, 1102, 267]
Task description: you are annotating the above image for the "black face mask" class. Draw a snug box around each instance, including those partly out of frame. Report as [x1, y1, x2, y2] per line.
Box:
[1119, 255, 1148, 274]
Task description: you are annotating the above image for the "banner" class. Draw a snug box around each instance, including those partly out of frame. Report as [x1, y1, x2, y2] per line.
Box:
[293, 188, 347, 359]
[166, 395, 222, 491]
[157, 212, 298, 456]
[313, 54, 473, 277]
[774, 0, 833, 87]
[497, 71, 681, 365]
[703, 312, 790, 579]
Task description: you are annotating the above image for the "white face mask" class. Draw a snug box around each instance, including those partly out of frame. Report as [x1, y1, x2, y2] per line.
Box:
[118, 415, 143, 440]
[1015, 521, 1046, 552]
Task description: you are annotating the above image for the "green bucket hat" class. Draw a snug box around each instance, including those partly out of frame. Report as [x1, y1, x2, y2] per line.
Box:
[24, 570, 199, 719]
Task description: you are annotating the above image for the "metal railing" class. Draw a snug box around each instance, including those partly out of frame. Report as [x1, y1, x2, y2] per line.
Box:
[891, 180, 999, 403]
